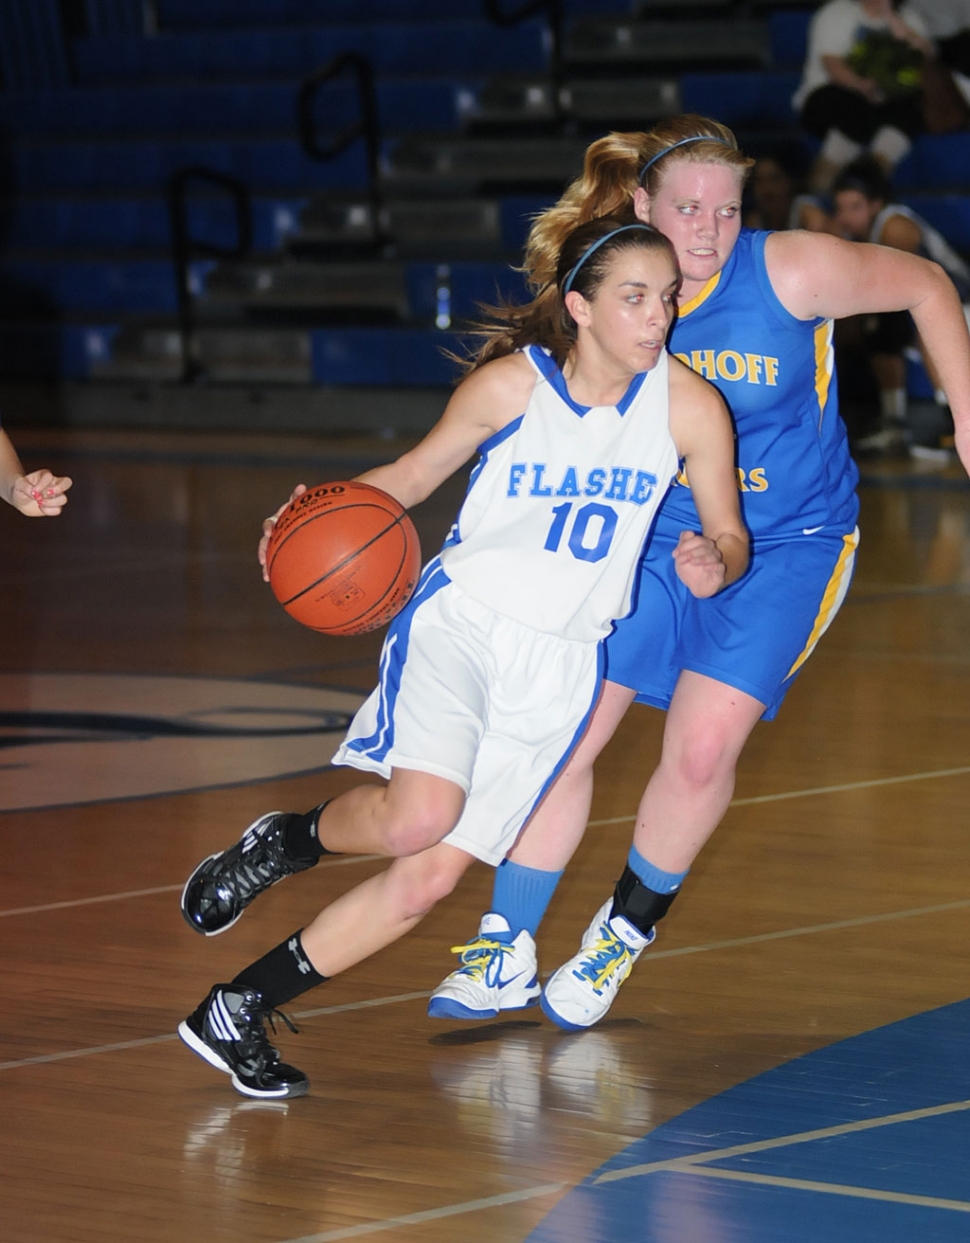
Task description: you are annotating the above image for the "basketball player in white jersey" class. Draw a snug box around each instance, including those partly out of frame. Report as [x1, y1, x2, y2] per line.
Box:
[176, 215, 749, 1099]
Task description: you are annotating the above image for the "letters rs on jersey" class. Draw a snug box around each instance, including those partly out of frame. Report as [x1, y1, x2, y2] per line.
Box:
[660, 228, 860, 541]
[440, 345, 680, 642]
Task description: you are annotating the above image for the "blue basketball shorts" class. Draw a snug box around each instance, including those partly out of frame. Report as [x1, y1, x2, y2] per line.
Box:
[604, 526, 859, 721]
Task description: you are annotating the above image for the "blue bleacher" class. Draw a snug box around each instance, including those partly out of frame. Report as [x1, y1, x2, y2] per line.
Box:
[3, 196, 308, 253]
[1, 258, 179, 313]
[154, 0, 632, 29]
[895, 134, 970, 191]
[0, 80, 467, 138]
[680, 70, 800, 130]
[406, 261, 530, 323]
[0, 324, 117, 380]
[14, 137, 368, 193]
[499, 195, 559, 253]
[73, 20, 549, 85]
[0, 0, 967, 392]
[767, 8, 813, 71]
[900, 194, 970, 253]
[310, 326, 465, 386]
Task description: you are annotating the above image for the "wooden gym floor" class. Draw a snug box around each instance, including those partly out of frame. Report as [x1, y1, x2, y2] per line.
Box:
[1, 424, 969, 1243]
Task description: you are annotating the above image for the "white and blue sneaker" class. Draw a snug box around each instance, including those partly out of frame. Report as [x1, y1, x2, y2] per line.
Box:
[541, 899, 655, 1032]
[428, 913, 541, 1020]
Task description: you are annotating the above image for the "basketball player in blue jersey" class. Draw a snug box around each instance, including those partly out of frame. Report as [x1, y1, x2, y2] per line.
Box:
[427, 114, 970, 1033]
[175, 215, 749, 1098]
[0, 420, 71, 517]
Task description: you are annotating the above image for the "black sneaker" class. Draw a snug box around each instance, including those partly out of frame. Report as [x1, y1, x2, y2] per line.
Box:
[178, 984, 309, 1099]
[181, 811, 317, 936]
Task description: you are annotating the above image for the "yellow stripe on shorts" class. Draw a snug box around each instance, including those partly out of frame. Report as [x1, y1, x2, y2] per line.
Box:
[785, 527, 859, 681]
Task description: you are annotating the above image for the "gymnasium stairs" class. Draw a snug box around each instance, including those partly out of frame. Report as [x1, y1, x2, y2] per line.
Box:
[0, 0, 968, 432]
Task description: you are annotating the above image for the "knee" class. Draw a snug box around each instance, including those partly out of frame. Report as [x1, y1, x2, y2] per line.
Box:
[378, 795, 463, 857]
[664, 720, 738, 793]
[406, 854, 467, 914]
[388, 851, 469, 920]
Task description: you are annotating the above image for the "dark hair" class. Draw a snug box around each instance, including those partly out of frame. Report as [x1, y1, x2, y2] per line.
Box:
[557, 217, 676, 300]
[832, 156, 893, 204]
[461, 213, 678, 374]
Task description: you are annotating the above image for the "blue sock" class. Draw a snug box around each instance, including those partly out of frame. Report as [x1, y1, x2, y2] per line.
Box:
[628, 844, 688, 894]
[491, 860, 564, 939]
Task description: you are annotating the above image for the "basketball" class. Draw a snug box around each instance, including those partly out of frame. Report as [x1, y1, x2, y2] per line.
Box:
[265, 481, 422, 635]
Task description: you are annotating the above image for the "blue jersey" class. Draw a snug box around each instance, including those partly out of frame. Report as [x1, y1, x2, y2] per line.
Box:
[604, 229, 860, 718]
[657, 228, 859, 541]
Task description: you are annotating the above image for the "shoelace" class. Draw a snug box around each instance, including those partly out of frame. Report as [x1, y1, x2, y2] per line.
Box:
[573, 925, 632, 992]
[235, 1001, 299, 1071]
[221, 825, 292, 897]
[448, 936, 508, 981]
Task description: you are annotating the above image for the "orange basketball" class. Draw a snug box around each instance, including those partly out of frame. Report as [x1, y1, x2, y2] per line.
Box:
[265, 481, 422, 635]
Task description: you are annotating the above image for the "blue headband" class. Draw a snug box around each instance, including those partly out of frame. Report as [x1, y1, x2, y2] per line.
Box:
[639, 134, 732, 183]
[561, 223, 655, 295]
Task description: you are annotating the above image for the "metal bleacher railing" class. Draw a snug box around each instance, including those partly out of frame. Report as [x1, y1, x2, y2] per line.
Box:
[297, 52, 386, 254]
[167, 165, 252, 383]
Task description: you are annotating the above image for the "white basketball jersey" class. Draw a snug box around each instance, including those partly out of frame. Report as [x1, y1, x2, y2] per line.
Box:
[439, 345, 679, 642]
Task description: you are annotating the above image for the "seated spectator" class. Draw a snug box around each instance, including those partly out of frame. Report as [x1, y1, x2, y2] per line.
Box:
[912, 0, 970, 130]
[831, 156, 970, 459]
[743, 151, 837, 232]
[794, 0, 933, 193]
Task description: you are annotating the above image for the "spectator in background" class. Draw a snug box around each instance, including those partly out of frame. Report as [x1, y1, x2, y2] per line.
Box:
[794, 0, 933, 193]
[911, 0, 970, 132]
[832, 155, 970, 459]
[743, 150, 837, 232]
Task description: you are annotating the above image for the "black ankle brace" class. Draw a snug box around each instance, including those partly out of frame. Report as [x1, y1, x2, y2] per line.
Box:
[609, 863, 681, 935]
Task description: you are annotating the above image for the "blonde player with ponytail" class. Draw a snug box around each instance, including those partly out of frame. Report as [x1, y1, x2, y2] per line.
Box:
[428, 114, 970, 1031]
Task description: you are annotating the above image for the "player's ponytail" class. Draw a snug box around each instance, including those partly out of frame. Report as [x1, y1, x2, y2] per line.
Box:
[458, 214, 677, 375]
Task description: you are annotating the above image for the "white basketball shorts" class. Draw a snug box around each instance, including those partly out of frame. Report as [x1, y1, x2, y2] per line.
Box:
[333, 563, 604, 865]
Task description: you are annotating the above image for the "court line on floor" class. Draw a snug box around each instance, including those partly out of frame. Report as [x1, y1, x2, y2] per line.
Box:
[2, 895, 969, 1073]
[273, 1099, 970, 1241]
[4, 762, 970, 921]
[593, 1098, 970, 1213]
[589, 760, 970, 826]
[667, 1167, 970, 1213]
[0, 853, 382, 919]
[281, 1185, 570, 1243]
[594, 1097, 970, 1182]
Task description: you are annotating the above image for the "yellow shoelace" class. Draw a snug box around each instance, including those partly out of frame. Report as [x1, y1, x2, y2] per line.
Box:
[448, 936, 507, 981]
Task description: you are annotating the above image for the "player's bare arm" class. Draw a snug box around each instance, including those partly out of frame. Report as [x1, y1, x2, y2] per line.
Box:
[766, 230, 970, 470]
[358, 352, 536, 510]
[258, 353, 535, 578]
[667, 359, 749, 597]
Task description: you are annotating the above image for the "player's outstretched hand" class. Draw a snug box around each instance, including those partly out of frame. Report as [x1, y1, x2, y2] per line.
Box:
[672, 529, 727, 599]
[9, 469, 72, 517]
[258, 483, 307, 581]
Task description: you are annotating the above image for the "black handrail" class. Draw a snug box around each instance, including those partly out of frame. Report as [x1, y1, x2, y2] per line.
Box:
[298, 51, 386, 250]
[486, 0, 564, 119]
[167, 165, 253, 383]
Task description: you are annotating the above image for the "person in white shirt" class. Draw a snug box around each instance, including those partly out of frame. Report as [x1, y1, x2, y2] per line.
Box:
[794, 0, 933, 192]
